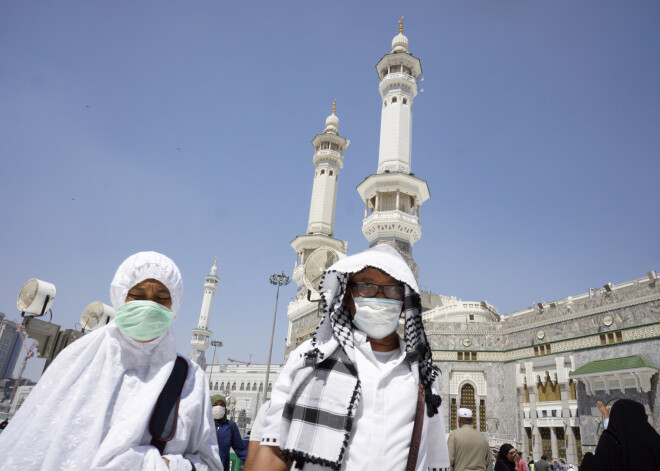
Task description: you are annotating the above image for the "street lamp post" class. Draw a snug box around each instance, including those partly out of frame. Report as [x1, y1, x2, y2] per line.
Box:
[210, 340, 222, 367]
[263, 271, 290, 407]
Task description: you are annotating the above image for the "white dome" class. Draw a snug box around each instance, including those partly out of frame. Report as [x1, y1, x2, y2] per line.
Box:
[391, 33, 408, 53]
[324, 113, 339, 134]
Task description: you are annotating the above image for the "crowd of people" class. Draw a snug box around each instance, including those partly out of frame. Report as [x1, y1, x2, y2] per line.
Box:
[0, 248, 658, 470]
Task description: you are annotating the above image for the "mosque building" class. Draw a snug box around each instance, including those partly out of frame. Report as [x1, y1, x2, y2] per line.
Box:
[197, 19, 660, 457]
[279, 18, 660, 464]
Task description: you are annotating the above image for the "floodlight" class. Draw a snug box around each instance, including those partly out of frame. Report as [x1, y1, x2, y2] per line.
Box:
[303, 248, 343, 295]
[648, 271, 657, 282]
[17, 279, 56, 316]
[81, 302, 115, 331]
[604, 283, 613, 292]
[537, 303, 544, 310]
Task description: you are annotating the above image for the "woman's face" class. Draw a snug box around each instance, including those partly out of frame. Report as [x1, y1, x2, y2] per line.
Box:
[507, 449, 519, 463]
[125, 279, 172, 308]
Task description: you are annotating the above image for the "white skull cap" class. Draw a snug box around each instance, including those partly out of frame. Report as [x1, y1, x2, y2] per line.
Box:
[110, 251, 184, 314]
[457, 407, 472, 418]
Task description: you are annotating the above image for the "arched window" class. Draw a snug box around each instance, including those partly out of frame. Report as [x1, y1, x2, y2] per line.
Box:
[460, 383, 477, 429]
[240, 382, 245, 391]
[259, 383, 264, 392]
[329, 170, 333, 176]
[392, 96, 397, 104]
[524, 384, 530, 403]
[246, 382, 251, 391]
[268, 383, 272, 392]
[214, 382, 219, 390]
[538, 379, 561, 402]
[209, 381, 212, 390]
[252, 383, 257, 391]
[320, 169, 325, 175]
[232, 382, 237, 391]
[220, 382, 224, 390]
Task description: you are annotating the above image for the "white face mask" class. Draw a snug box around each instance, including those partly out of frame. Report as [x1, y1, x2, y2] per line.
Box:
[352, 297, 404, 339]
[212, 405, 226, 420]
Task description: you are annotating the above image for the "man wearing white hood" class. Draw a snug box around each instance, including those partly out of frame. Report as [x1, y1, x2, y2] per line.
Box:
[253, 244, 449, 471]
[0, 251, 222, 471]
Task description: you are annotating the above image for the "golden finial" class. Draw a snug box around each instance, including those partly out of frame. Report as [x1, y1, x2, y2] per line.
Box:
[332, 99, 336, 115]
[398, 16, 404, 34]
[213, 256, 218, 267]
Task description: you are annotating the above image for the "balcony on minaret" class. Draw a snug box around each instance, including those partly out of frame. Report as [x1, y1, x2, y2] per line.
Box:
[312, 135, 347, 168]
[357, 173, 430, 247]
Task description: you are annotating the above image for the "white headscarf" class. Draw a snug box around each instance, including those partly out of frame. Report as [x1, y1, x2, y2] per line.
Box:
[110, 251, 184, 314]
[0, 251, 221, 471]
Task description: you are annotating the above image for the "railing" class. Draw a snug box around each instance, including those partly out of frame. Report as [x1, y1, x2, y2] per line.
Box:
[381, 71, 415, 82]
[364, 210, 418, 225]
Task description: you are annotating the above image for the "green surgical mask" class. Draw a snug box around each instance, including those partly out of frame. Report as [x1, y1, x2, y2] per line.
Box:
[114, 300, 175, 341]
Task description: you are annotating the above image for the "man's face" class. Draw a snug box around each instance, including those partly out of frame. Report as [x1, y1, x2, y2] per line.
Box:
[344, 267, 403, 318]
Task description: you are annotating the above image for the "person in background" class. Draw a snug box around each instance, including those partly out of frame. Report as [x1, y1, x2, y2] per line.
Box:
[447, 407, 492, 471]
[528, 458, 535, 471]
[213, 394, 248, 470]
[518, 453, 528, 471]
[587, 398, 660, 470]
[494, 444, 522, 471]
[0, 419, 8, 434]
[534, 455, 551, 471]
[0, 251, 221, 470]
[244, 400, 270, 471]
[577, 453, 593, 471]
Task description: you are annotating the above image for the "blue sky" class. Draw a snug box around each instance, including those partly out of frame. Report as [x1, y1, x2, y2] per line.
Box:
[1, 1, 658, 381]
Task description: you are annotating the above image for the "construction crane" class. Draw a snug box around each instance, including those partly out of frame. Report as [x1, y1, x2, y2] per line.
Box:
[227, 354, 253, 366]
[8, 320, 36, 405]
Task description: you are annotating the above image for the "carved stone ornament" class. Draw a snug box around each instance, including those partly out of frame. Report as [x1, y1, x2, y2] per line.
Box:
[462, 338, 472, 347]
[603, 315, 614, 326]
[537, 330, 545, 340]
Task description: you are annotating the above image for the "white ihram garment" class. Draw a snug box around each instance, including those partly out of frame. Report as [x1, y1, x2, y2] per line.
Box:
[261, 330, 448, 470]
[0, 251, 221, 471]
[0, 324, 221, 471]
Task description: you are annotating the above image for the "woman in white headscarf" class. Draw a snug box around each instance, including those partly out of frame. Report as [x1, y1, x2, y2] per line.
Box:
[0, 251, 222, 471]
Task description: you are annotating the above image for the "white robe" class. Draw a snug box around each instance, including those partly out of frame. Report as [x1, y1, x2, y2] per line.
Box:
[0, 323, 222, 471]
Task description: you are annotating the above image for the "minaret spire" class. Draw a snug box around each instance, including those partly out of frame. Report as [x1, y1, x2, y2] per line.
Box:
[190, 258, 220, 369]
[356, 20, 430, 279]
[288, 103, 350, 352]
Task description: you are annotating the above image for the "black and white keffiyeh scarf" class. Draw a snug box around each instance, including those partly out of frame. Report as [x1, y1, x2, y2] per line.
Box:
[280, 245, 442, 470]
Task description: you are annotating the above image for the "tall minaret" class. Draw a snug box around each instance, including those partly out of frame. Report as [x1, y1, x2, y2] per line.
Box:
[287, 103, 349, 352]
[190, 258, 219, 369]
[357, 18, 430, 278]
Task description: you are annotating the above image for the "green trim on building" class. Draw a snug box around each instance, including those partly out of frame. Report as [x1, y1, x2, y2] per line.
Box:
[570, 355, 656, 376]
